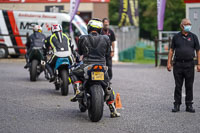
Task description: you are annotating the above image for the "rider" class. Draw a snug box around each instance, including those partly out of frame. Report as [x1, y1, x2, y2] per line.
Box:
[24, 25, 46, 68]
[70, 18, 120, 118]
[44, 24, 75, 82]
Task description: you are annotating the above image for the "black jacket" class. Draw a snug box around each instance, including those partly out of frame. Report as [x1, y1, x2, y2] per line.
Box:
[78, 32, 111, 65]
[26, 32, 46, 50]
[44, 33, 77, 58]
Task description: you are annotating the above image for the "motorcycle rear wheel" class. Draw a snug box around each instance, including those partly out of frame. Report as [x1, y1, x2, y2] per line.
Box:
[60, 69, 69, 96]
[30, 60, 39, 81]
[88, 84, 104, 122]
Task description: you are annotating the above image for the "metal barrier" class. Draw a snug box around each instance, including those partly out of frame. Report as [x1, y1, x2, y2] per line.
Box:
[154, 37, 171, 67]
[0, 33, 28, 57]
[110, 26, 139, 52]
[0, 33, 28, 49]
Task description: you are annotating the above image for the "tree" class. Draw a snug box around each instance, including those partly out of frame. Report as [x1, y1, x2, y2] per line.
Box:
[109, 0, 120, 25]
[139, 0, 185, 40]
[109, 0, 185, 40]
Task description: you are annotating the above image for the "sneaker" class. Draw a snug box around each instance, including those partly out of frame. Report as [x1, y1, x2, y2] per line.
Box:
[172, 104, 180, 112]
[186, 105, 195, 113]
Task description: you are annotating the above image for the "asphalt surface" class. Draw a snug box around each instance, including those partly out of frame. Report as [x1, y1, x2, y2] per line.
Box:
[0, 59, 200, 133]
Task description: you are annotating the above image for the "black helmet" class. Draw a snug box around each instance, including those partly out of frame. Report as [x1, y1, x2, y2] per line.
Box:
[87, 18, 103, 34]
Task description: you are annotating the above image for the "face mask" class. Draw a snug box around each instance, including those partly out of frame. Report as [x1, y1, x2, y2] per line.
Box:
[183, 25, 192, 32]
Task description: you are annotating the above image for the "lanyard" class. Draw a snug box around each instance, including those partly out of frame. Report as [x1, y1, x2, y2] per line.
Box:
[103, 29, 110, 35]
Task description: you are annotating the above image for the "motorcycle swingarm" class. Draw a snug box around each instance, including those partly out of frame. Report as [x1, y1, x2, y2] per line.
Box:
[78, 91, 90, 108]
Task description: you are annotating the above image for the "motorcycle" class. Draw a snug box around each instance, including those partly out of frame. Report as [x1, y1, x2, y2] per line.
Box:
[28, 47, 46, 81]
[72, 63, 108, 122]
[53, 51, 73, 96]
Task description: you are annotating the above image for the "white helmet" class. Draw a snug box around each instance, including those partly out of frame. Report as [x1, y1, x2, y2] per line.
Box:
[33, 25, 42, 32]
[51, 24, 62, 33]
[51, 24, 63, 43]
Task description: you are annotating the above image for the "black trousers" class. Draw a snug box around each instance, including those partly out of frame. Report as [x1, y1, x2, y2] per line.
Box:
[173, 61, 195, 106]
[106, 56, 113, 80]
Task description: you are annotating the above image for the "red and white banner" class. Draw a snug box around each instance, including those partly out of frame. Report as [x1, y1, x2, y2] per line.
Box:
[0, 0, 110, 3]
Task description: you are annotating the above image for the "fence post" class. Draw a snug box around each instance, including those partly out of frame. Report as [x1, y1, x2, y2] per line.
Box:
[155, 37, 158, 67]
[168, 37, 171, 51]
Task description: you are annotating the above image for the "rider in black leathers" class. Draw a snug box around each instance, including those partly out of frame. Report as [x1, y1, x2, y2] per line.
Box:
[70, 18, 120, 118]
[44, 24, 75, 82]
[24, 25, 46, 69]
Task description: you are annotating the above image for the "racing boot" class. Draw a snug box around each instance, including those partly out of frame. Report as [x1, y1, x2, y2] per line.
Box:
[70, 81, 83, 102]
[24, 54, 30, 69]
[24, 63, 30, 69]
[45, 64, 55, 82]
[107, 102, 120, 118]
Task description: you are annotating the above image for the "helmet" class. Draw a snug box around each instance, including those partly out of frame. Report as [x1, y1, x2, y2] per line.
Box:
[51, 24, 63, 43]
[87, 18, 103, 34]
[33, 25, 42, 32]
[51, 24, 62, 33]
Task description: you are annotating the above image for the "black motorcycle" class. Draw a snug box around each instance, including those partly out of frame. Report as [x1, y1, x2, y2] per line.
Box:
[73, 64, 108, 122]
[28, 47, 46, 81]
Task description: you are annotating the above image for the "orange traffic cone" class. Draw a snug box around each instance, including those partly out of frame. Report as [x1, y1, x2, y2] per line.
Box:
[115, 93, 122, 109]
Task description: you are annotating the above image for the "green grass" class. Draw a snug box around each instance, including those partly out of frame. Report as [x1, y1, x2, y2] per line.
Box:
[132, 59, 155, 64]
[121, 58, 155, 64]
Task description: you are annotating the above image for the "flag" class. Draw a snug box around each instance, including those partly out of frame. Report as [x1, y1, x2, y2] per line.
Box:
[118, 0, 129, 27]
[128, 0, 139, 27]
[157, 0, 166, 30]
[69, 0, 80, 33]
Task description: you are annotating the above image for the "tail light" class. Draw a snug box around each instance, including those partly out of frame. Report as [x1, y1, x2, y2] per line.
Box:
[93, 65, 103, 70]
[86, 65, 107, 71]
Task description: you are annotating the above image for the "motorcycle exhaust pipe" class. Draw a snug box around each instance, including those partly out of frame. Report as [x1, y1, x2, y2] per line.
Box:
[41, 60, 46, 66]
[105, 87, 112, 101]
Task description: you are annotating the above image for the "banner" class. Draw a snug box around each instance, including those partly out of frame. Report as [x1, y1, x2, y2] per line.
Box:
[0, 0, 110, 3]
[69, 0, 80, 33]
[118, 0, 129, 27]
[128, 0, 139, 27]
[157, 0, 166, 30]
[118, 0, 139, 27]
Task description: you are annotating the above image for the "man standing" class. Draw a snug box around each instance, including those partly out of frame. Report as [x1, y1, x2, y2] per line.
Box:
[167, 18, 200, 113]
[101, 18, 116, 80]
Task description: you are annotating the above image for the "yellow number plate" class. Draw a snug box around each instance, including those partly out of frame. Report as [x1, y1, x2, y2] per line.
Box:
[91, 72, 104, 80]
